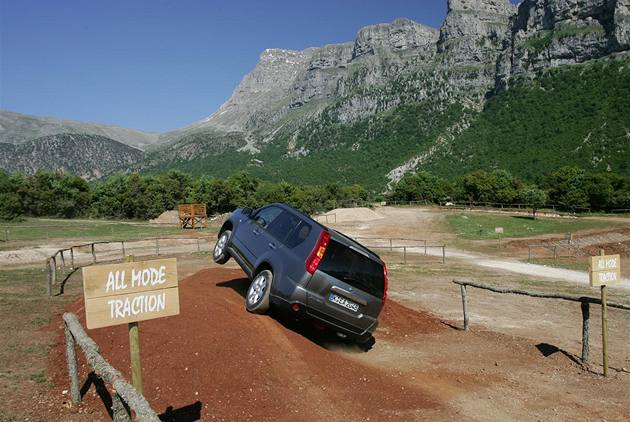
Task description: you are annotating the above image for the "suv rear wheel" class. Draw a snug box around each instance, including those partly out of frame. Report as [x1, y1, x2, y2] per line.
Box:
[213, 230, 231, 264]
[246, 269, 272, 314]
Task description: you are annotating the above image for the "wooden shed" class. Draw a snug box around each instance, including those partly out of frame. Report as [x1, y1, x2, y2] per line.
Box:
[178, 204, 208, 229]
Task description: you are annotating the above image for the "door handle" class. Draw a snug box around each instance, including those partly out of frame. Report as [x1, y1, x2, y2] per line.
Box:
[268, 242, 277, 250]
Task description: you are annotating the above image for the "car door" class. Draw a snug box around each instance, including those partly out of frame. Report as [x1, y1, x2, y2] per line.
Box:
[237, 205, 283, 263]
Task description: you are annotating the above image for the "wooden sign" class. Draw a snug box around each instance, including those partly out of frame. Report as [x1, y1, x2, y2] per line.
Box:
[589, 254, 621, 287]
[495, 227, 504, 234]
[82, 258, 179, 329]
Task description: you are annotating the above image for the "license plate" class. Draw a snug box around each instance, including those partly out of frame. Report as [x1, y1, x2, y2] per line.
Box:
[329, 293, 360, 312]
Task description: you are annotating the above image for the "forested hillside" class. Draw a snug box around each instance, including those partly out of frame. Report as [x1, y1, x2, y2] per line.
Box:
[427, 57, 630, 179]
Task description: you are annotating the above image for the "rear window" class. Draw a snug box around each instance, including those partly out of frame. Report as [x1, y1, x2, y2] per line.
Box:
[318, 240, 384, 298]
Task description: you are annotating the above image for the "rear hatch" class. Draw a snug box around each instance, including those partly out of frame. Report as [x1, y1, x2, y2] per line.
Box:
[305, 234, 385, 335]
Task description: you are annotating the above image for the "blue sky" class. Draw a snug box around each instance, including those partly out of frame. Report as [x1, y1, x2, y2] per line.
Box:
[0, 0, 520, 132]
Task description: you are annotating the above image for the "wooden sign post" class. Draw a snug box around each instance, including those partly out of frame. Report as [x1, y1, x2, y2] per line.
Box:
[82, 257, 179, 392]
[495, 227, 504, 248]
[589, 250, 621, 377]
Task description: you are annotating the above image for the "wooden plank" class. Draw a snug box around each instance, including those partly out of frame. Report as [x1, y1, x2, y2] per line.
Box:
[82, 258, 177, 299]
[85, 287, 179, 329]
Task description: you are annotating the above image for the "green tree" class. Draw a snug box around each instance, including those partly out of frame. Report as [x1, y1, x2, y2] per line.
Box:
[544, 167, 589, 211]
[519, 186, 548, 219]
[0, 171, 25, 221]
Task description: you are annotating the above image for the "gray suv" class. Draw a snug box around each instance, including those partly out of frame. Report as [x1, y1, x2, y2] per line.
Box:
[212, 203, 388, 348]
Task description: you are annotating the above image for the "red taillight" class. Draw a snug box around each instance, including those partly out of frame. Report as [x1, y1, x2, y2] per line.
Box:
[382, 261, 388, 305]
[306, 230, 331, 274]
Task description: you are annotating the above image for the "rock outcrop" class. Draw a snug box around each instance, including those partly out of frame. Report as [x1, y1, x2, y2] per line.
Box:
[498, 0, 630, 88]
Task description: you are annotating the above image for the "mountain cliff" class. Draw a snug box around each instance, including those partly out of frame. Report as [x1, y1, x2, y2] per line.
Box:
[148, 0, 622, 189]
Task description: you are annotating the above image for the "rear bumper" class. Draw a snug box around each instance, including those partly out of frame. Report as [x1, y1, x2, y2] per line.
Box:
[270, 294, 378, 342]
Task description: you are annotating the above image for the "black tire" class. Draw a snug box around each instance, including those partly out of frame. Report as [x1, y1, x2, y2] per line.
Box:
[246, 269, 272, 314]
[213, 230, 231, 264]
[358, 335, 376, 352]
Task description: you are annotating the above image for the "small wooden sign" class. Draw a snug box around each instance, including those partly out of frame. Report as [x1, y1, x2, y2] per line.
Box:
[495, 227, 504, 234]
[589, 254, 621, 287]
[82, 258, 179, 329]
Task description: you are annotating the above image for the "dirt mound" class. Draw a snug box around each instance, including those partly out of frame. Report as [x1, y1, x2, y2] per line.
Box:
[149, 210, 179, 225]
[48, 268, 443, 420]
[317, 207, 383, 223]
[378, 300, 444, 341]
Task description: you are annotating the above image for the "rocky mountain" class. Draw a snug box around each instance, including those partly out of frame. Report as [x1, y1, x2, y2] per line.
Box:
[0, 110, 160, 150]
[4, 0, 630, 187]
[146, 0, 627, 189]
[0, 133, 144, 180]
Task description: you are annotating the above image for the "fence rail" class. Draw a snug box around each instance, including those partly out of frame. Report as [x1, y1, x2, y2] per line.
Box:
[352, 237, 446, 264]
[527, 242, 581, 262]
[63, 312, 160, 421]
[46, 236, 213, 296]
[452, 280, 630, 365]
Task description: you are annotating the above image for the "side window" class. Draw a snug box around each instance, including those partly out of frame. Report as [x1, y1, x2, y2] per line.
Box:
[284, 221, 311, 248]
[267, 211, 301, 243]
[253, 206, 282, 229]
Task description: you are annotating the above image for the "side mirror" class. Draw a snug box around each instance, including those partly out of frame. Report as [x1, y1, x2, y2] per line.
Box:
[242, 207, 253, 217]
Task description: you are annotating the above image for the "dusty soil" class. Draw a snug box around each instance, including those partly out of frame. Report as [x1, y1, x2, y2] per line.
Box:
[42, 266, 630, 421]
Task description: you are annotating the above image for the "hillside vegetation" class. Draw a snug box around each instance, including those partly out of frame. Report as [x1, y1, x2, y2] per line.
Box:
[430, 58, 630, 179]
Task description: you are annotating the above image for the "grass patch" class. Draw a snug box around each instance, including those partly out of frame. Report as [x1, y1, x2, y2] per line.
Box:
[446, 212, 626, 240]
[0, 217, 205, 248]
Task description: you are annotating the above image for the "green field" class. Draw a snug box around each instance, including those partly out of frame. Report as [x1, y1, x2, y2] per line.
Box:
[0, 218, 207, 247]
[446, 212, 625, 240]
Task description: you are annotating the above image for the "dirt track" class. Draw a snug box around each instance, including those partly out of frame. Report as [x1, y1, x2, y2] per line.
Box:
[47, 266, 630, 421]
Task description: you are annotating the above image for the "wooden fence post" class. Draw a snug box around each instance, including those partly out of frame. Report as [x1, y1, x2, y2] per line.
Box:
[389, 239, 393, 252]
[51, 256, 57, 286]
[403, 247, 407, 265]
[580, 301, 590, 364]
[155, 239, 160, 256]
[442, 246, 446, 264]
[424, 240, 427, 256]
[4, 228, 8, 242]
[600, 249, 609, 377]
[91, 244, 96, 264]
[70, 248, 75, 270]
[528, 246, 531, 263]
[460, 284, 469, 331]
[197, 238, 201, 252]
[121, 241, 126, 259]
[111, 393, 131, 422]
[64, 323, 81, 404]
[60, 250, 66, 270]
[47, 259, 53, 296]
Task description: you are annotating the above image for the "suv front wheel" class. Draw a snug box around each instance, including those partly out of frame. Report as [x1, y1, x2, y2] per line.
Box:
[246, 269, 272, 314]
[213, 230, 232, 264]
